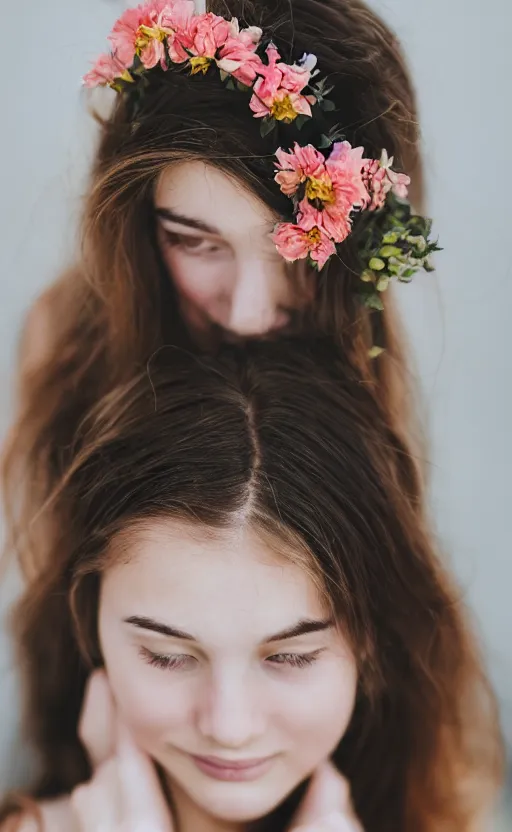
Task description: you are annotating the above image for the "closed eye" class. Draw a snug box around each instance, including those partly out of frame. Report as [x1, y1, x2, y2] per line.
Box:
[139, 646, 324, 672]
[161, 229, 228, 256]
[266, 650, 324, 669]
[139, 646, 197, 671]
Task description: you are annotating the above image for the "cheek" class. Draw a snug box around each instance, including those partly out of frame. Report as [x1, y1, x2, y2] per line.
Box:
[99, 625, 191, 747]
[161, 249, 230, 309]
[278, 658, 357, 763]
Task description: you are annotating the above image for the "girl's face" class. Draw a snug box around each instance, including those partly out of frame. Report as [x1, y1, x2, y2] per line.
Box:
[154, 161, 313, 344]
[99, 520, 357, 825]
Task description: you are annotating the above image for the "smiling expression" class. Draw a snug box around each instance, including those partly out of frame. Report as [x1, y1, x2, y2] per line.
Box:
[99, 519, 357, 825]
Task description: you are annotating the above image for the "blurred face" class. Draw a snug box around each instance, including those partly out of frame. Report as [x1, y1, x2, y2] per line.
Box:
[99, 520, 357, 827]
[154, 161, 313, 344]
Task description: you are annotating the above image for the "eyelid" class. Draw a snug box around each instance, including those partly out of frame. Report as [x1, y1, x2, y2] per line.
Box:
[266, 649, 324, 668]
[159, 222, 224, 243]
[139, 646, 196, 671]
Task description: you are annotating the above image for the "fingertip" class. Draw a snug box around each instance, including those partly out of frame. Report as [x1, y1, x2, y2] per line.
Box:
[291, 760, 353, 828]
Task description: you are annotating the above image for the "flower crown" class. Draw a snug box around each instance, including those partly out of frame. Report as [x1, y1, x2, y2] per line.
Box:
[84, 0, 440, 314]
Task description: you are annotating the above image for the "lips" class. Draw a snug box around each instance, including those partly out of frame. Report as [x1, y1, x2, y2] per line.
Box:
[191, 753, 276, 782]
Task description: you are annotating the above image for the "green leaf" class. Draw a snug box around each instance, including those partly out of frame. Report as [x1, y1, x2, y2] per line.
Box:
[376, 275, 390, 292]
[318, 134, 333, 149]
[363, 293, 385, 311]
[379, 245, 402, 258]
[294, 115, 309, 130]
[320, 98, 336, 111]
[369, 257, 385, 271]
[368, 345, 385, 359]
[360, 269, 375, 283]
[225, 78, 235, 91]
[382, 231, 399, 244]
[260, 118, 276, 138]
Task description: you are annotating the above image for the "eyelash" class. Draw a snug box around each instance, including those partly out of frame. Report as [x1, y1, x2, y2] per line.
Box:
[139, 647, 322, 672]
[162, 230, 225, 256]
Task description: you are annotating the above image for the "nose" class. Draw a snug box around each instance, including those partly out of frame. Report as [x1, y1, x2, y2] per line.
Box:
[197, 668, 264, 750]
[227, 256, 285, 337]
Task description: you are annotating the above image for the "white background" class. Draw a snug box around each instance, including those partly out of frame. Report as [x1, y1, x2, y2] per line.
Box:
[0, 0, 510, 822]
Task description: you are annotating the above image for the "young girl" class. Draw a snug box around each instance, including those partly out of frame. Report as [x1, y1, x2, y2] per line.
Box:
[0, 339, 501, 831]
[2, 0, 436, 578]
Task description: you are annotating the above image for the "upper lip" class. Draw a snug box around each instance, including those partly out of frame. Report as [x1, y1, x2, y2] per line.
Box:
[192, 754, 274, 770]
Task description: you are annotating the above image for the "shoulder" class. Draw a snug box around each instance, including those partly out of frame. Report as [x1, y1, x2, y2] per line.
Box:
[1, 796, 77, 832]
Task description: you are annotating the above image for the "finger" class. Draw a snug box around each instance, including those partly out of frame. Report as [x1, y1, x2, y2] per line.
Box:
[114, 714, 173, 830]
[78, 669, 117, 770]
[290, 762, 354, 828]
[71, 762, 121, 832]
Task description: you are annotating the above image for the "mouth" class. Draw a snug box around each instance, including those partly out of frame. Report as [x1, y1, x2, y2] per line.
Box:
[190, 753, 277, 782]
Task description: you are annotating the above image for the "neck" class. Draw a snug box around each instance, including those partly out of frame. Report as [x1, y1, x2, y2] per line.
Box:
[169, 778, 246, 832]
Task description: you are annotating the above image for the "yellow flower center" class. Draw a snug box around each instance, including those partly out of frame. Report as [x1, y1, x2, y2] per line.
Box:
[189, 56, 213, 75]
[305, 177, 336, 205]
[136, 24, 168, 52]
[306, 227, 322, 246]
[270, 94, 299, 123]
[110, 70, 135, 91]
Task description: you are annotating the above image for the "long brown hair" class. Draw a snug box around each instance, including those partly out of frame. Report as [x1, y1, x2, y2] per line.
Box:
[2, 338, 501, 830]
[2, 0, 425, 579]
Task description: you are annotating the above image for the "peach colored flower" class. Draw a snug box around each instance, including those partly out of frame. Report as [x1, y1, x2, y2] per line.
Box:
[108, 1, 194, 70]
[217, 47, 264, 86]
[298, 197, 352, 245]
[83, 52, 132, 88]
[249, 45, 313, 122]
[275, 143, 327, 195]
[163, 1, 195, 63]
[279, 52, 317, 94]
[225, 17, 262, 50]
[362, 149, 411, 210]
[217, 20, 264, 85]
[274, 141, 368, 243]
[273, 214, 336, 269]
[186, 12, 230, 74]
[328, 142, 368, 202]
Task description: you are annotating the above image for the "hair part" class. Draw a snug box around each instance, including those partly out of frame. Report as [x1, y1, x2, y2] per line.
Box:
[2, 339, 502, 831]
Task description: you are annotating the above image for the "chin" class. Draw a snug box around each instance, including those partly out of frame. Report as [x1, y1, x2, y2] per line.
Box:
[189, 780, 292, 823]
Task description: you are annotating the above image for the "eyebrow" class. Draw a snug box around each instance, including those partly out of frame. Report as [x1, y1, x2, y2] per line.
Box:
[124, 616, 334, 644]
[155, 207, 220, 236]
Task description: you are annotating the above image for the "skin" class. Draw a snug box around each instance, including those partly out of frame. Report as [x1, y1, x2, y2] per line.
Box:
[154, 161, 313, 344]
[98, 519, 358, 830]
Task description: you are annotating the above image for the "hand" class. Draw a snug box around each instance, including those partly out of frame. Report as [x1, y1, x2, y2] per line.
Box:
[71, 669, 174, 832]
[288, 762, 363, 832]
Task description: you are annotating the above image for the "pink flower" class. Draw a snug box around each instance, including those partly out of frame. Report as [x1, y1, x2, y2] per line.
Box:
[324, 141, 369, 220]
[189, 12, 230, 57]
[249, 45, 313, 122]
[82, 52, 132, 88]
[108, 1, 194, 70]
[217, 46, 264, 85]
[217, 20, 264, 85]
[275, 143, 327, 195]
[274, 141, 368, 243]
[273, 213, 336, 269]
[362, 149, 411, 210]
[163, 1, 195, 63]
[279, 53, 317, 94]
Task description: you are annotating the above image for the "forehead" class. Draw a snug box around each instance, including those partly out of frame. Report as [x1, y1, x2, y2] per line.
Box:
[102, 520, 326, 642]
[154, 160, 276, 241]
